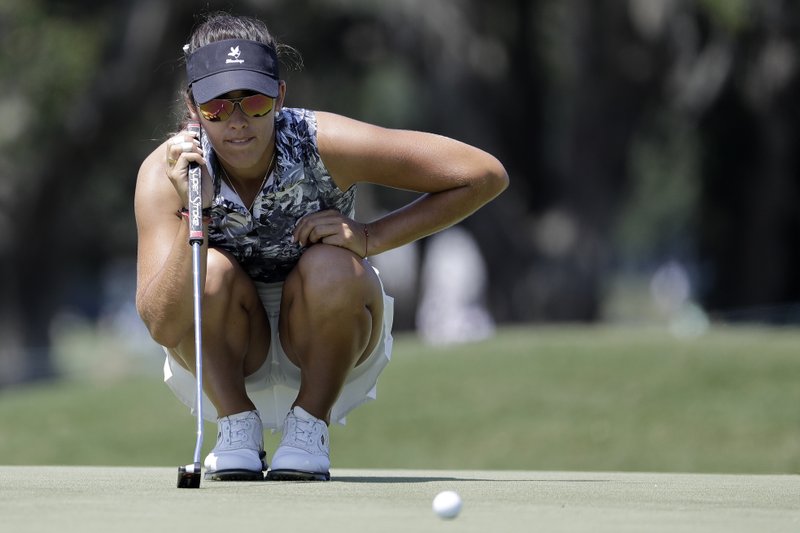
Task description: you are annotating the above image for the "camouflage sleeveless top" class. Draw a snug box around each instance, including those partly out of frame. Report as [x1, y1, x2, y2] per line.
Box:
[204, 108, 356, 283]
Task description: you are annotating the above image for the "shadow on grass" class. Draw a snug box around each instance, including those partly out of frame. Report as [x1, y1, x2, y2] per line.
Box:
[333, 475, 613, 484]
[334, 476, 465, 483]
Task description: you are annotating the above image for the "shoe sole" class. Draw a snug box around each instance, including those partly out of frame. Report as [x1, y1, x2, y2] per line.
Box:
[205, 469, 265, 481]
[266, 469, 330, 481]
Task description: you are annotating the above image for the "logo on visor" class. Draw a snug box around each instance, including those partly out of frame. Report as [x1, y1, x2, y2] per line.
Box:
[226, 46, 244, 64]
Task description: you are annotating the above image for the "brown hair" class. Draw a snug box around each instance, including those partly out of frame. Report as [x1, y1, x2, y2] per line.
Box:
[185, 12, 279, 54]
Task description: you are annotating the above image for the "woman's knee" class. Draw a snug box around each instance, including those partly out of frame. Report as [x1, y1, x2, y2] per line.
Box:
[205, 249, 256, 311]
[203, 250, 268, 361]
[292, 244, 378, 302]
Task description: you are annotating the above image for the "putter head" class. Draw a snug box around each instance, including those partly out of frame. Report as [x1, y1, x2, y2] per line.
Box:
[177, 463, 202, 489]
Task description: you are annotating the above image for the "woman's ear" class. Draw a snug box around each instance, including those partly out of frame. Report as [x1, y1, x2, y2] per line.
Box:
[184, 89, 200, 120]
[275, 80, 287, 113]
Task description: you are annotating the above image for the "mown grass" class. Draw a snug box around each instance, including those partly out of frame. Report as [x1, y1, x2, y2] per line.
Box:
[1, 325, 798, 474]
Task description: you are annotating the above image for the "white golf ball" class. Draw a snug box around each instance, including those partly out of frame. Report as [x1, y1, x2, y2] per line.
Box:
[432, 490, 462, 519]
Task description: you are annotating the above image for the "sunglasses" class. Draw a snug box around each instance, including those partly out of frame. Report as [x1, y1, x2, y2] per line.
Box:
[198, 94, 275, 122]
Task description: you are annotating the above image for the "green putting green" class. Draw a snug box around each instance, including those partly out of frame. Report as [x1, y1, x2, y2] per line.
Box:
[1, 467, 798, 533]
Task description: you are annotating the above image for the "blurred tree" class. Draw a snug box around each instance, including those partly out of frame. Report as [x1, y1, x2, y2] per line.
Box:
[0, 0, 186, 384]
[0, 0, 111, 384]
[1, 0, 799, 385]
[616, 0, 800, 319]
[695, 0, 800, 318]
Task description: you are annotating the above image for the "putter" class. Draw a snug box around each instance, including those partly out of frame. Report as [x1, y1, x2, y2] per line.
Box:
[177, 121, 205, 489]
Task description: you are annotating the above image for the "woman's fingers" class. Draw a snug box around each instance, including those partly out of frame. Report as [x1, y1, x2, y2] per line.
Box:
[164, 130, 208, 207]
[294, 210, 363, 255]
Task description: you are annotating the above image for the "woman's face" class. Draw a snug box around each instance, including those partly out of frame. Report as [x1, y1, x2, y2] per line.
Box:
[190, 81, 286, 176]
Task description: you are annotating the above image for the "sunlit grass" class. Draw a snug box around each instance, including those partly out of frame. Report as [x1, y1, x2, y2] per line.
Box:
[1, 325, 798, 474]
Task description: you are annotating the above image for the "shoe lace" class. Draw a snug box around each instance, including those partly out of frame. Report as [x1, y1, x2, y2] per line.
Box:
[220, 415, 256, 447]
[289, 415, 326, 450]
[229, 418, 250, 445]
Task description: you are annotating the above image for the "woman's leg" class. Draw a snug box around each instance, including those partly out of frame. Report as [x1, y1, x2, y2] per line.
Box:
[268, 244, 384, 480]
[167, 248, 272, 479]
[168, 248, 270, 417]
[279, 244, 384, 423]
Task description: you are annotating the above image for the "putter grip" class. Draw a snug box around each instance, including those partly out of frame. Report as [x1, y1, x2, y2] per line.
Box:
[186, 122, 204, 243]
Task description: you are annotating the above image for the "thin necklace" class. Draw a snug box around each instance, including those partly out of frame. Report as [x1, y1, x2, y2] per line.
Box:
[221, 149, 276, 213]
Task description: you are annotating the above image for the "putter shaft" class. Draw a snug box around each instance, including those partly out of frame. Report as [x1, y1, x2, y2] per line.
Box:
[191, 241, 204, 466]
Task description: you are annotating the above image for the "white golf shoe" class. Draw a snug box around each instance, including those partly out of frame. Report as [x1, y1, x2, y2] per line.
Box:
[204, 410, 267, 481]
[267, 406, 331, 481]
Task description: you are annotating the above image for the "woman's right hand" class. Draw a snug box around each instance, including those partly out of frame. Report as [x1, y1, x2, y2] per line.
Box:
[164, 129, 214, 208]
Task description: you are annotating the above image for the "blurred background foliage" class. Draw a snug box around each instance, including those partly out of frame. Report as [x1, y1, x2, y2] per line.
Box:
[0, 0, 799, 385]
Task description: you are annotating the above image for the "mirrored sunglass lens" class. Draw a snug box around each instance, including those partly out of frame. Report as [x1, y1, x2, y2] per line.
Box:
[199, 99, 233, 121]
[241, 95, 274, 117]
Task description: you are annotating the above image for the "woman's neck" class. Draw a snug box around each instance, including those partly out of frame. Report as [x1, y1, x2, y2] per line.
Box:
[219, 147, 276, 211]
[220, 145, 275, 184]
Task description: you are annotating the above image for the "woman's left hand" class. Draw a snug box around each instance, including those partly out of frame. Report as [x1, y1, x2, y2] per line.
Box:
[293, 209, 368, 258]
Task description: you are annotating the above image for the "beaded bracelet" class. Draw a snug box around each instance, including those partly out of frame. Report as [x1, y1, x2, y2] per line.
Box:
[176, 207, 212, 223]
